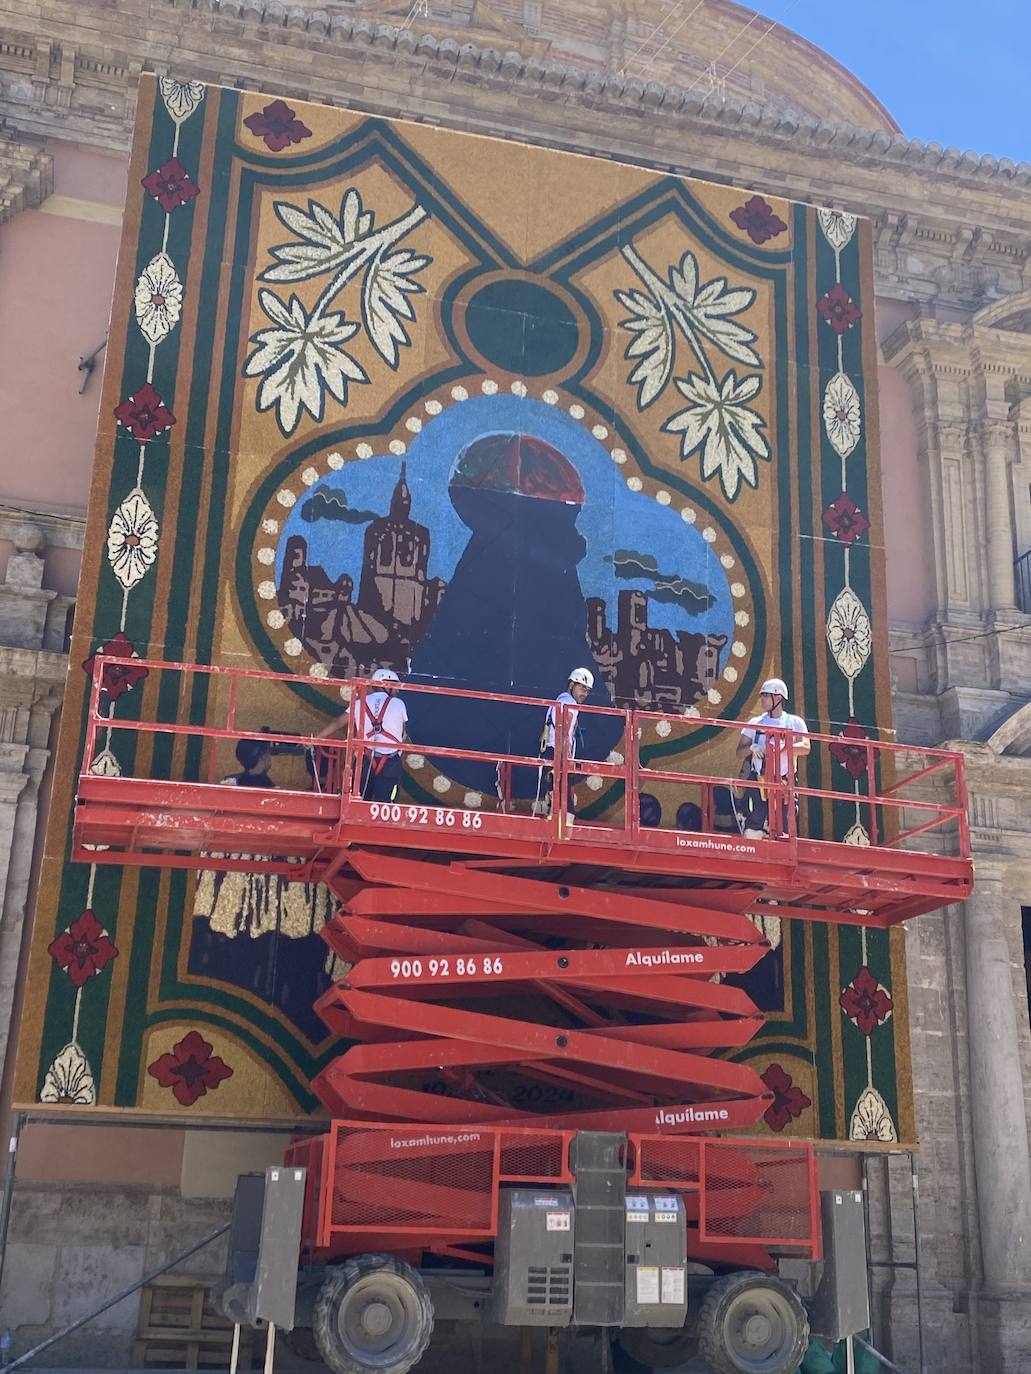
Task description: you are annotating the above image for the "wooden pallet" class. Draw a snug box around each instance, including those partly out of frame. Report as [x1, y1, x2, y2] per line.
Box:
[134, 1275, 259, 1370]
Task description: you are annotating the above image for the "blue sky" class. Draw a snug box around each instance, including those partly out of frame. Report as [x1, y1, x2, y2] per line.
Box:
[781, 1, 1029, 162]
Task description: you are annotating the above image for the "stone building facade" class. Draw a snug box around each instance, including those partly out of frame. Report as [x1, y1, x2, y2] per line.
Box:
[1, 2, 1030, 1369]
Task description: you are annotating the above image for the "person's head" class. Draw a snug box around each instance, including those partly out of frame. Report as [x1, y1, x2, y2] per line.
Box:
[371, 667, 402, 697]
[567, 666, 594, 705]
[759, 676, 789, 716]
[235, 737, 272, 775]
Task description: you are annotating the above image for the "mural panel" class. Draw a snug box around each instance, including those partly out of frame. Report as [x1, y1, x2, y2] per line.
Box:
[16, 78, 904, 1143]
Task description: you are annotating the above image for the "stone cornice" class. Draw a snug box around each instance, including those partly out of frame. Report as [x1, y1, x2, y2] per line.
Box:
[0, 121, 51, 223]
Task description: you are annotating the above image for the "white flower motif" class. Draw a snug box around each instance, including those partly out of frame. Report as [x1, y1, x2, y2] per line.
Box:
[735, 610, 750, 627]
[720, 554, 735, 569]
[818, 208, 858, 252]
[388, 440, 406, 456]
[682, 705, 700, 718]
[339, 684, 353, 702]
[823, 372, 862, 460]
[732, 642, 746, 658]
[844, 822, 871, 846]
[284, 638, 302, 657]
[748, 911, 782, 951]
[585, 775, 604, 791]
[328, 452, 345, 469]
[134, 252, 183, 345]
[107, 488, 159, 590]
[626, 476, 643, 492]
[731, 582, 745, 598]
[723, 666, 738, 683]
[511, 381, 528, 398]
[849, 1087, 898, 1143]
[40, 1042, 96, 1105]
[257, 581, 277, 600]
[655, 718, 672, 738]
[826, 587, 873, 680]
[405, 416, 422, 433]
[277, 489, 296, 507]
[451, 385, 468, 401]
[89, 748, 122, 778]
[244, 289, 368, 436]
[611, 449, 627, 465]
[607, 751, 625, 766]
[569, 404, 585, 419]
[302, 466, 319, 486]
[542, 390, 558, 405]
[425, 400, 443, 415]
[309, 663, 329, 678]
[159, 77, 206, 125]
[464, 791, 483, 808]
[262, 518, 280, 534]
[681, 507, 696, 524]
[257, 548, 275, 565]
[407, 754, 426, 770]
[356, 443, 373, 459]
[665, 370, 770, 502]
[482, 379, 498, 396]
[592, 424, 608, 439]
[707, 688, 721, 704]
[656, 490, 671, 506]
[267, 609, 286, 629]
[702, 526, 716, 543]
[432, 775, 451, 793]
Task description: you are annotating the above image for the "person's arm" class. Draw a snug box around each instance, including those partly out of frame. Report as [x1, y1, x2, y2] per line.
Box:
[316, 711, 350, 741]
[792, 718, 811, 757]
[736, 724, 756, 760]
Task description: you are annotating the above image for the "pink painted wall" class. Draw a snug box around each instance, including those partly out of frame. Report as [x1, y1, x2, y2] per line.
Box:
[874, 298, 934, 629]
[0, 143, 124, 556]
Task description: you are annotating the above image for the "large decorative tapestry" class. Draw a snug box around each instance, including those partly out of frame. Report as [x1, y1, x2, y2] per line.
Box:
[16, 77, 906, 1145]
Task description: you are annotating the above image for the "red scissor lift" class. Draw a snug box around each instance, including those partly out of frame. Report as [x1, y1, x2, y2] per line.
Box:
[73, 661, 973, 1374]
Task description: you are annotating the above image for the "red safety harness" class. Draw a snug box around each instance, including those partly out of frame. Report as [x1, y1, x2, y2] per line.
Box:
[363, 697, 402, 778]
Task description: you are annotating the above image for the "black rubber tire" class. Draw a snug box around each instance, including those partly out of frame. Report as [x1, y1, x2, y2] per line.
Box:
[281, 1324, 323, 1365]
[697, 1271, 809, 1374]
[313, 1254, 434, 1374]
[614, 1325, 702, 1369]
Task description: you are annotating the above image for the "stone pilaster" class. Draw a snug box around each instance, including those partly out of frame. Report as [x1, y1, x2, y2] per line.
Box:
[980, 420, 1018, 614]
[963, 870, 1031, 1289]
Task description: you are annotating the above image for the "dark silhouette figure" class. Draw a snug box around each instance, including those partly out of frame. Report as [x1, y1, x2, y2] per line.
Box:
[408, 432, 619, 791]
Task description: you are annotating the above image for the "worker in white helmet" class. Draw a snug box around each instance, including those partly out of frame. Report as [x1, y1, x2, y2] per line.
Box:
[317, 667, 408, 802]
[735, 677, 809, 839]
[537, 667, 594, 824]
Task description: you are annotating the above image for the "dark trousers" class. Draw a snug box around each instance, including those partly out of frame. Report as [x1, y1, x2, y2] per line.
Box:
[361, 752, 403, 802]
[540, 747, 583, 816]
[740, 768, 797, 836]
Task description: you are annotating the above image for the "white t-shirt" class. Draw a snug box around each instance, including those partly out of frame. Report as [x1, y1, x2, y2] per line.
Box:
[545, 691, 579, 757]
[360, 690, 408, 756]
[741, 711, 808, 777]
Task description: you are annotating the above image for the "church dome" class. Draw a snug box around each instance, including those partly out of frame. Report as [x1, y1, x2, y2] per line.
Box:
[341, 0, 899, 133]
[451, 433, 585, 504]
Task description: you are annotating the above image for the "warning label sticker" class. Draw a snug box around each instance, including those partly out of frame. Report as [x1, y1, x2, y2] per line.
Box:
[661, 1267, 686, 1305]
[546, 1212, 571, 1232]
[636, 1266, 660, 1304]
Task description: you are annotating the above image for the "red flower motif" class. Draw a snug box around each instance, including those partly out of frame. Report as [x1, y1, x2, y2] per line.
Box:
[822, 493, 871, 547]
[840, 966, 893, 1036]
[761, 1063, 812, 1133]
[141, 157, 200, 213]
[147, 1030, 234, 1107]
[113, 382, 176, 441]
[82, 631, 149, 701]
[729, 195, 787, 245]
[817, 283, 861, 335]
[829, 717, 870, 779]
[243, 100, 313, 153]
[48, 911, 119, 988]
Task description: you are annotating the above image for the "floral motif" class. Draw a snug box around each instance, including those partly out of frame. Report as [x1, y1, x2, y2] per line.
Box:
[88, 749, 122, 779]
[158, 77, 205, 125]
[39, 1042, 96, 1105]
[113, 382, 176, 441]
[664, 369, 770, 501]
[822, 493, 870, 547]
[243, 99, 312, 152]
[616, 244, 760, 410]
[822, 372, 862, 458]
[840, 966, 894, 1035]
[141, 157, 200, 213]
[134, 252, 183, 345]
[817, 208, 858, 252]
[48, 910, 119, 988]
[761, 1063, 812, 1133]
[147, 1030, 233, 1106]
[826, 587, 872, 680]
[244, 291, 368, 436]
[107, 489, 160, 590]
[729, 195, 787, 245]
[817, 283, 861, 335]
[849, 1086, 898, 1143]
[844, 821, 870, 846]
[82, 631, 150, 700]
[829, 717, 871, 779]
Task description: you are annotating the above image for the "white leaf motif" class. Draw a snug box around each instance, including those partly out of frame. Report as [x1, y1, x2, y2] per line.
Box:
[823, 372, 862, 459]
[614, 286, 673, 409]
[664, 369, 770, 502]
[89, 748, 122, 778]
[244, 291, 368, 436]
[826, 587, 872, 680]
[40, 1042, 97, 1105]
[107, 488, 159, 590]
[849, 1087, 898, 1143]
[362, 246, 430, 368]
[134, 252, 183, 345]
[818, 207, 858, 252]
[159, 78, 205, 125]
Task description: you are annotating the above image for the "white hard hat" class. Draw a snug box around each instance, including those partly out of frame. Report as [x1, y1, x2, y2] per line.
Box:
[760, 677, 788, 699]
[371, 668, 401, 684]
[569, 667, 595, 689]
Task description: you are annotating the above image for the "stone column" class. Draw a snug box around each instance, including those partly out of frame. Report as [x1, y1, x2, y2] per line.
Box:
[964, 870, 1031, 1287]
[983, 421, 1017, 614]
